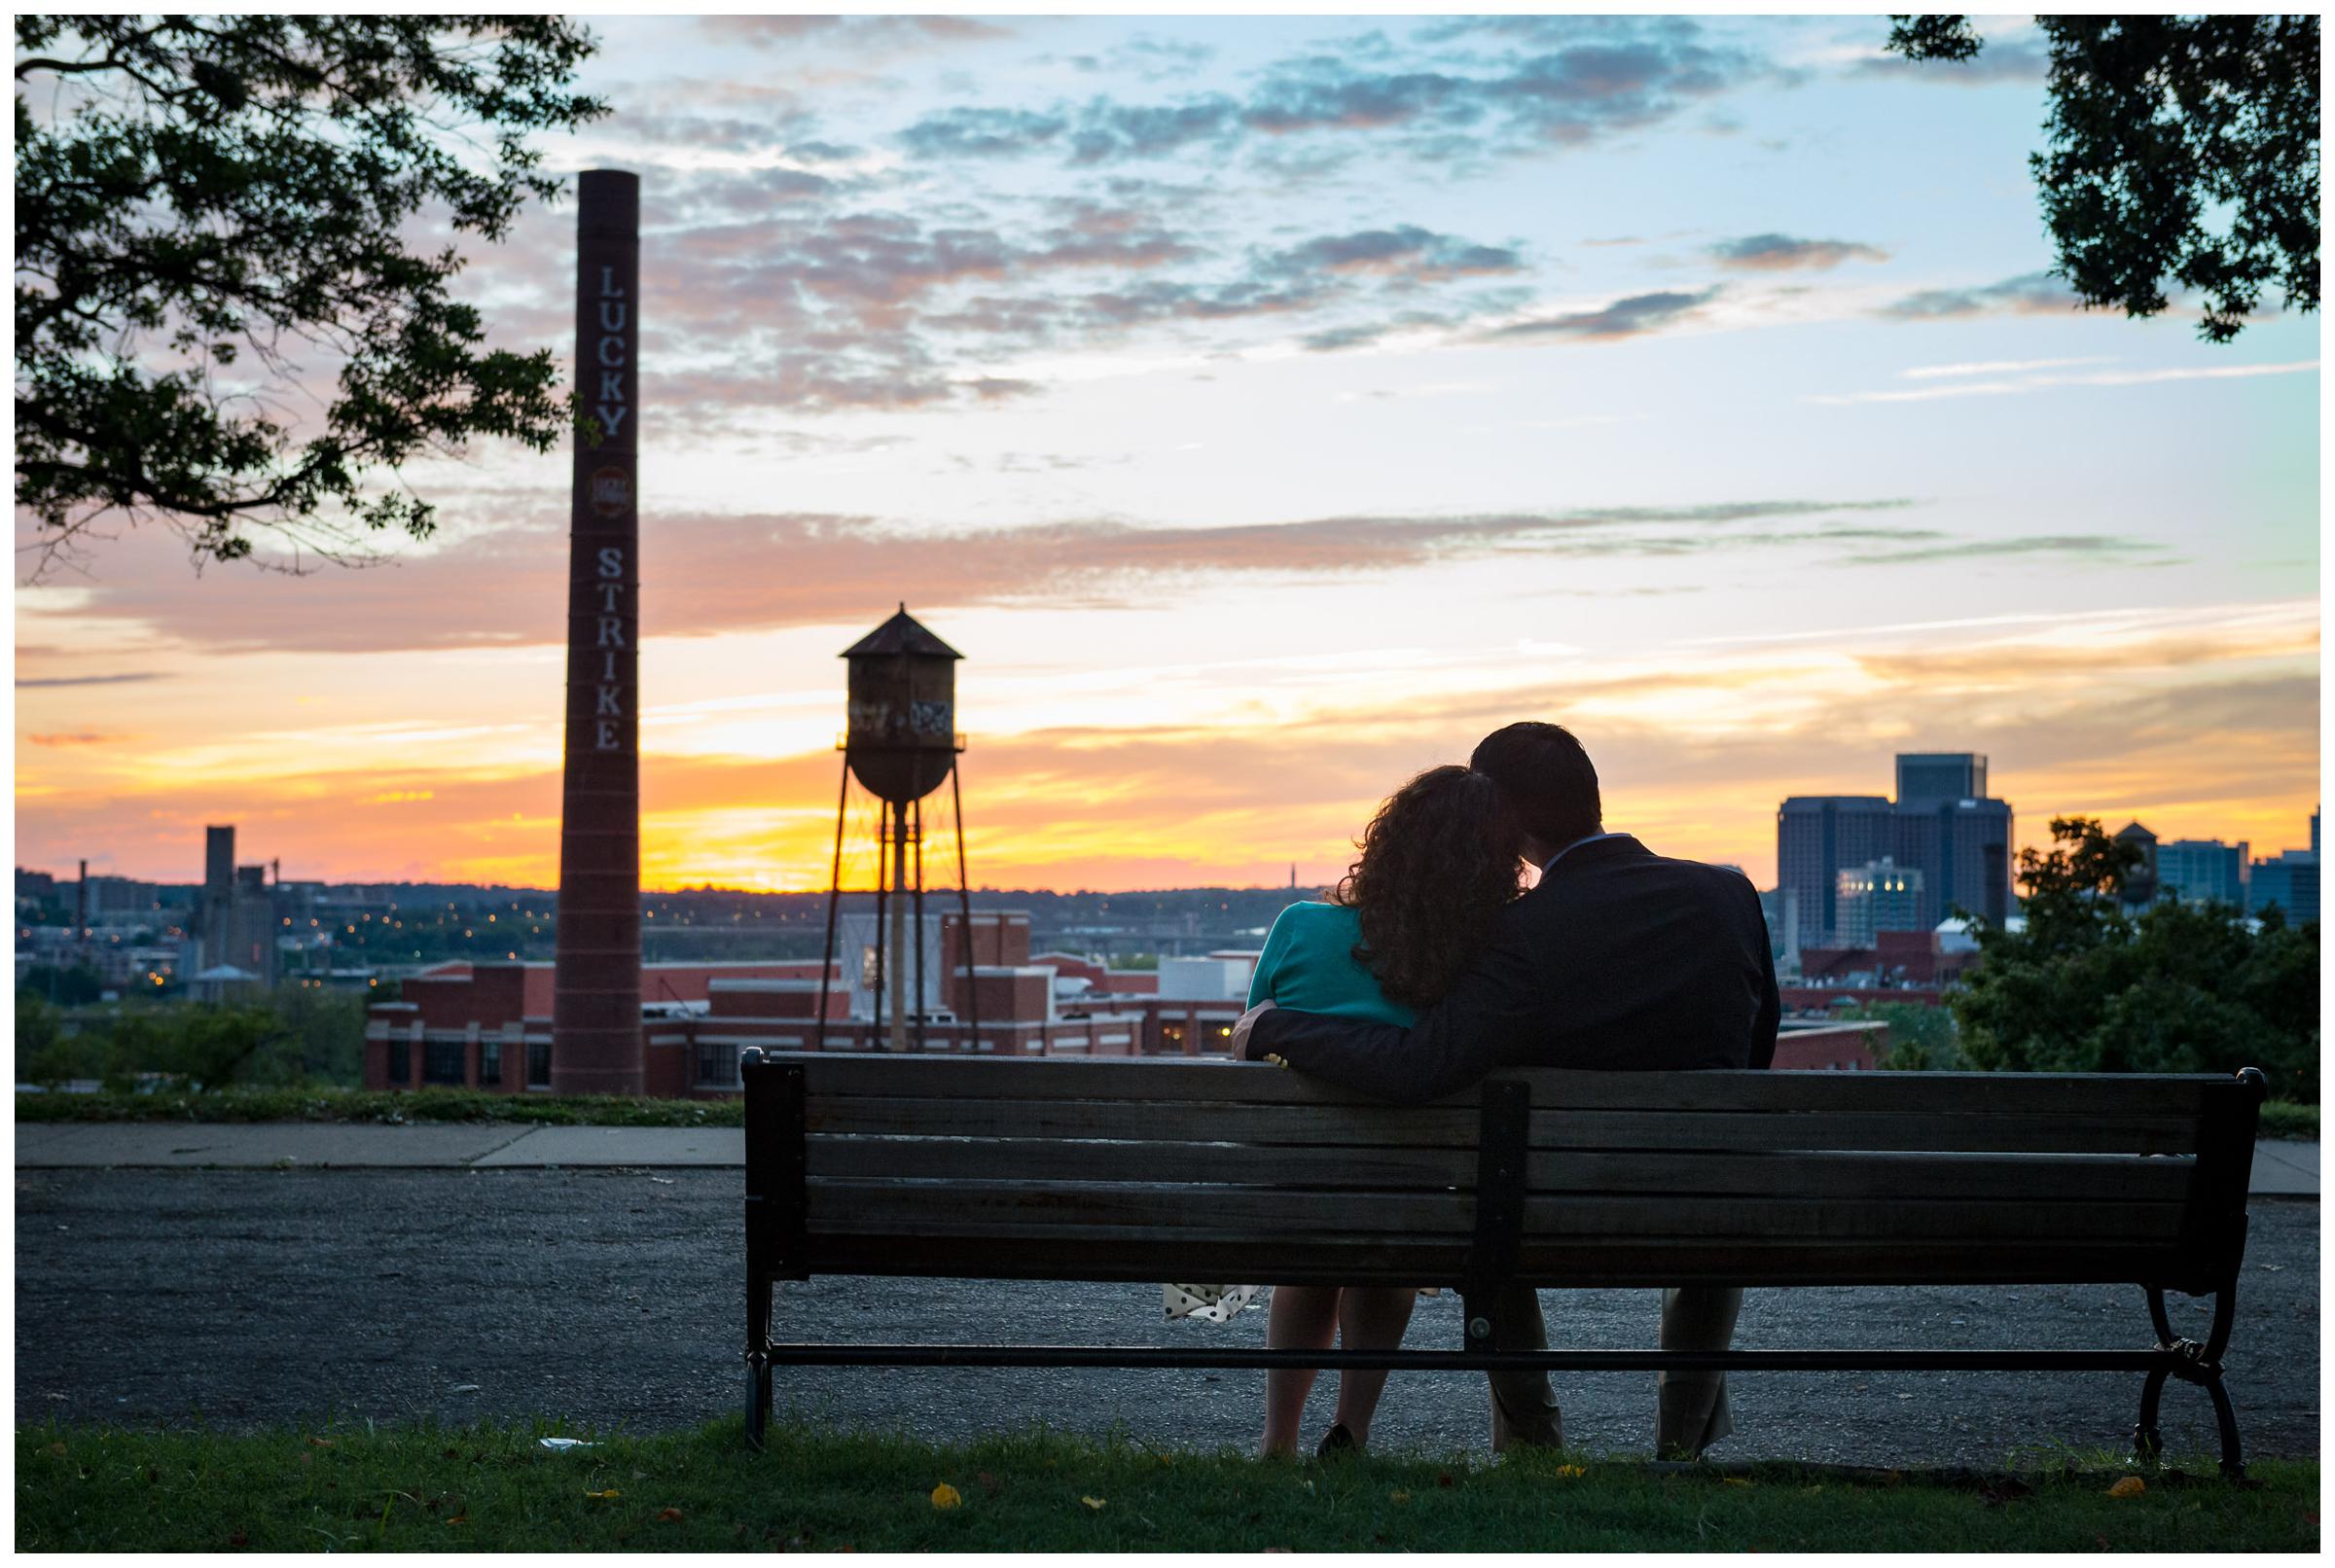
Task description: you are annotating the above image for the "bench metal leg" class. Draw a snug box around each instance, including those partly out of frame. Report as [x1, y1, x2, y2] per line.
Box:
[745, 1256, 773, 1449]
[2133, 1280, 2247, 1481]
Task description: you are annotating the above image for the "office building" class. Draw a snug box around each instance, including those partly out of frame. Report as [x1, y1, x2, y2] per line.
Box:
[1894, 753, 1987, 806]
[1776, 753, 2013, 949]
[1776, 796, 1893, 949]
[2155, 839, 2250, 908]
[1834, 858, 1923, 947]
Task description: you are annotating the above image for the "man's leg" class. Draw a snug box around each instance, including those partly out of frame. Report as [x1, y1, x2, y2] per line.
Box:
[1329, 1285, 1419, 1446]
[1656, 1286, 1743, 1458]
[1484, 1283, 1563, 1451]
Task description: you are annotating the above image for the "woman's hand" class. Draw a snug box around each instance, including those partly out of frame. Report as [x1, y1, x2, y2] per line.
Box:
[1230, 999, 1279, 1063]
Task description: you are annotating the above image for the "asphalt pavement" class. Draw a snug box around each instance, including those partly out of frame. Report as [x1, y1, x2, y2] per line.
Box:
[14, 1153, 2318, 1469]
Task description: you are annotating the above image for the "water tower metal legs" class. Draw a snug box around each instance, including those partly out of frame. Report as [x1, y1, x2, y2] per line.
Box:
[888, 802, 909, 1052]
[814, 757, 849, 1051]
[952, 762, 979, 1053]
[913, 795, 928, 1052]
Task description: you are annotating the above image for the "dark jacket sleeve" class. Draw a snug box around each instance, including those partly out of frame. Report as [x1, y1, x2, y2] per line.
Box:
[1747, 881, 1779, 1071]
[1246, 911, 1546, 1103]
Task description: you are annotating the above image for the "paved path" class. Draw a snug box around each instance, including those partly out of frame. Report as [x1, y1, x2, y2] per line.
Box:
[14, 1123, 2319, 1194]
[14, 1161, 2318, 1468]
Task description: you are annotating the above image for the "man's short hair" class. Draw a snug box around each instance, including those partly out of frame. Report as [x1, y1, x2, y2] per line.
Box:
[1469, 722, 1601, 848]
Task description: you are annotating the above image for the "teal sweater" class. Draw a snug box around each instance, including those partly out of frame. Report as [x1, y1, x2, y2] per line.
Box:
[1245, 902, 1416, 1027]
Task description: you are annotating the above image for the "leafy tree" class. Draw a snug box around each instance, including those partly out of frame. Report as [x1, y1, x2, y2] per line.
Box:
[18, 962, 106, 1006]
[1850, 999, 1966, 1072]
[1886, 15, 2319, 342]
[1952, 817, 2319, 1100]
[15, 16, 606, 570]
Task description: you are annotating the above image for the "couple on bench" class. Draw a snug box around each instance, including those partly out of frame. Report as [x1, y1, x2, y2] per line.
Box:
[1195, 722, 1779, 1460]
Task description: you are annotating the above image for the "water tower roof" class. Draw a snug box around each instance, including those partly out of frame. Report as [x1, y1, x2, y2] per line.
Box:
[842, 605, 962, 659]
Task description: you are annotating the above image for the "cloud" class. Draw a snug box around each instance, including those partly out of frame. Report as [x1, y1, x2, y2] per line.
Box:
[15, 671, 164, 689]
[1839, 534, 2179, 566]
[1067, 96, 1241, 163]
[1484, 286, 1721, 341]
[1900, 356, 2113, 380]
[1808, 359, 2320, 406]
[1878, 270, 2084, 320]
[26, 731, 125, 746]
[1707, 233, 1889, 270]
[702, 16, 1015, 52]
[16, 497, 2002, 656]
[896, 107, 1067, 159]
[1850, 39, 2049, 85]
[1241, 23, 1775, 153]
[1263, 225, 1523, 282]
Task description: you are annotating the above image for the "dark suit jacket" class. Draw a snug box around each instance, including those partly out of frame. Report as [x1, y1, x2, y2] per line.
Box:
[1245, 835, 1779, 1102]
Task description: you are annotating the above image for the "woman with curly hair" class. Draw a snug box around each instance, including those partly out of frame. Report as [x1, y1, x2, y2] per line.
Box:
[1248, 763, 1527, 1456]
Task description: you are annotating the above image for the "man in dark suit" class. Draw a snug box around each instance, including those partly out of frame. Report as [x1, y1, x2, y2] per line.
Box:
[1234, 722, 1779, 1457]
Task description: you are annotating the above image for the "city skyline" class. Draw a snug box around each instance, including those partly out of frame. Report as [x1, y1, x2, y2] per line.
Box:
[15, 15, 2320, 893]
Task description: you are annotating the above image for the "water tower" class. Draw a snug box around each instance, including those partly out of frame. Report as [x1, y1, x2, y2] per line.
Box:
[817, 605, 978, 1051]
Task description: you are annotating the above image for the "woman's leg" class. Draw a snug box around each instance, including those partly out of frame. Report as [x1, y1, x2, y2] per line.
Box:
[1262, 1285, 1342, 1455]
[1329, 1286, 1419, 1444]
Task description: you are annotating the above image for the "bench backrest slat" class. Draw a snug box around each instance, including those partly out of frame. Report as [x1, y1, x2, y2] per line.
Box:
[747, 1053, 2258, 1293]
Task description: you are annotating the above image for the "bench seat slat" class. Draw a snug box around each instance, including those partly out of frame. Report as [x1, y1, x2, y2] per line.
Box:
[806, 1179, 2184, 1246]
[803, 1138, 2197, 1204]
[804, 1096, 2200, 1156]
[782, 1054, 2219, 1118]
[798, 1232, 2209, 1291]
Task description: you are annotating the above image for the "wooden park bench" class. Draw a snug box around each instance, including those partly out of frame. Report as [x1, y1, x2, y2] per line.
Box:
[738, 1051, 2266, 1476]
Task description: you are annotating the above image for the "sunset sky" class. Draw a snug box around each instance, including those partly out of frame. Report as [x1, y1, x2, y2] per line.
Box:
[15, 13, 2321, 894]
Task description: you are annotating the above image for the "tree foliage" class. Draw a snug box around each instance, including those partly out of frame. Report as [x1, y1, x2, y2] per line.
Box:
[1951, 816, 2320, 1100]
[1886, 14, 2320, 342]
[15, 15, 606, 569]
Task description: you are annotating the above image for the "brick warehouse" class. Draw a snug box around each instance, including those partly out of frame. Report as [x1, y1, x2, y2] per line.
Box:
[367, 905, 1881, 1096]
[363, 909, 1290, 1097]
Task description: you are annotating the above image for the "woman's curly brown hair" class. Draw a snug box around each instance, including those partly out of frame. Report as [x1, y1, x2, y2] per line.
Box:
[1333, 765, 1527, 1011]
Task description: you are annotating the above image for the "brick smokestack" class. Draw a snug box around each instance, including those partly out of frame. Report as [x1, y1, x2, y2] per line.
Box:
[552, 168, 643, 1095]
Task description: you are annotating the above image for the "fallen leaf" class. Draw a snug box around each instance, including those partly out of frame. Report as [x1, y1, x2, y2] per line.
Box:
[1437, 1472, 1455, 1489]
[1723, 1478, 1753, 1488]
[1555, 1465, 1586, 1479]
[228, 1531, 249, 1549]
[47, 1443, 65, 1456]
[1081, 1496, 1107, 1511]
[306, 1438, 334, 1448]
[2106, 1477, 2146, 1499]
[975, 1472, 1002, 1495]
[1388, 1490, 1412, 1504]
[930, 1483, 963, 1512]
[446, 1514, 469, 1526]
[659, 1508, 685, 1523]
[585, 1489, 621, 1500]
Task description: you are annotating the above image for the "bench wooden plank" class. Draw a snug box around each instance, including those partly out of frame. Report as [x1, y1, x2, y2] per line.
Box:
[801, 1095, 2200, 1156]
[798, 1232, 2205, 1290]
[802, 1137, 2197, 1204]
[806, 1179, 2184, 1246]
[783, 1053, 2224, 1119]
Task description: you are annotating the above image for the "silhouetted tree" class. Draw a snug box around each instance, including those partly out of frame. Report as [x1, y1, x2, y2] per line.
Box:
[15, 16, 606, 571]
[1887, 15, 2319, 342]
[1952, 816, 2318, 1100]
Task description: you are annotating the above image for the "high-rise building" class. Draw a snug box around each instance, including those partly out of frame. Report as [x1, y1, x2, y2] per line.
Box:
[1894, 753, 1987, 806]
[1777, 796, 1892, 949]
[2156, 839, 2250, 907]
[1835, 857, 1923, 946]
[1776, 752, 2013, 948]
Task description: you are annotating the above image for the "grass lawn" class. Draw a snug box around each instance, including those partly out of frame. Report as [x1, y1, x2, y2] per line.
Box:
[15, 1418, 2317, 1552]
[16, 1086, 2322, 1141]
